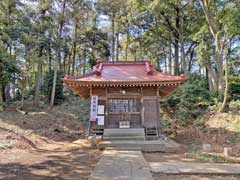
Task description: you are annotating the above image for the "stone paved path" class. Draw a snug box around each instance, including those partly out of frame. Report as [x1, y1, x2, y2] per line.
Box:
[150, 162, 240, 174]
[89, 150, 153, 180]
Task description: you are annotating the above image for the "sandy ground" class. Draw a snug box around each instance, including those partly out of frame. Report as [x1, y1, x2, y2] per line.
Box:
[0, 139, 101, 180]
[0, 107, 100, 180]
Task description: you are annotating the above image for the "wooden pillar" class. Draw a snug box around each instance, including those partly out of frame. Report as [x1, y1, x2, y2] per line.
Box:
[90, 86, 93, 96]
[140, 87, 144, 127]
[88, 86, 93, 136]
[105, 87, 108, 128]
[156, 86, 161, 135]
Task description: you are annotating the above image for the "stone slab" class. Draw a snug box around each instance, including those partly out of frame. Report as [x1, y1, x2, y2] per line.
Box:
[150, 162, 240, 174]
[98, 139, 181, 152]
[89, 150, 153, 180]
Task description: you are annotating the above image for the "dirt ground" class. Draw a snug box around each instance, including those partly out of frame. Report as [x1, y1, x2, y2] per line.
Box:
[0, 139, 101, 180]
[0, 105, 101, 180]
[154, 174, 240, 180]
[1, 105, 240, 180]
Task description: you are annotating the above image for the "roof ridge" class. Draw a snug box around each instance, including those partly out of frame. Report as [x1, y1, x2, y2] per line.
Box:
[99, 60, 147, 65]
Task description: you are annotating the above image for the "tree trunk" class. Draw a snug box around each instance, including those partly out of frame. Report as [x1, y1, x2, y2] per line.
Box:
[2, 84, 6, 102]
[116, 23, 119, 61]
[220, 48, 229, 112]
[200, 0, 224, 94]
[168, 44, 172, 74]
[206, 63, 218, 91]
[205, 67, 211, 90]
[4, 84, 11, 103]
[34, 63, 41, 107]
[48, 42, 52, 72]
[67, 49, 72, 75]
[188, 49, 194, 72]
[50, 0, 66, 108]
[180, 35, 187, 75]
[83, 49, 86, 75]
[139, 40, 142, 61]
[71, 23, 78, 76]
[174, 40, 179, 75]
[216, 48, 224, 93]
[0, 60, 3, 104]
[0, 84, 3, 105]
[63, 52, 68, 74]
[71, 53, 75, 76]
[33, 48, 42, 107]
[164, 55, 167, 73]
[125, 23, 129, 61]
[174, 6, 180, 75]
[111, 12, 115, 62]
[50, 63, 58, 107]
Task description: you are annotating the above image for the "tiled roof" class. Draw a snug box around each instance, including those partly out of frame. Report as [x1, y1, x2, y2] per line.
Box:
[62, 61, 187, 85]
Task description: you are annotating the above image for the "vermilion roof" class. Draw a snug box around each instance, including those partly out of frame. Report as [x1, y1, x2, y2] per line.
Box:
[62, 61, 187, 98]
[63, 61, 186, 84]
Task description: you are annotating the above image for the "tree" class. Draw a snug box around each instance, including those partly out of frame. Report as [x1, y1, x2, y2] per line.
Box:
[33, 0, 53, 107]
[0, 0, 21, 103]
[199, 0, 240, 105]
[96, 0, 127, 62]
[43, 70, 64, 105]
[50, 0, 66, 107]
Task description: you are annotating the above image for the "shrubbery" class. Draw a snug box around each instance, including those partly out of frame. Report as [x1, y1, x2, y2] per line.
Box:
[160, 73, 213, 126]
[229, 76, 240, 101]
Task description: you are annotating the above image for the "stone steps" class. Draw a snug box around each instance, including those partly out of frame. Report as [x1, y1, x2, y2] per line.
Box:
[105, 146, 142, 151]
[103, 136, 145, 141]
[103, 128, 145, 141]
[98, 140, 181, 152]
[104, 128, 145, 136]
[100, 128, 180, 152]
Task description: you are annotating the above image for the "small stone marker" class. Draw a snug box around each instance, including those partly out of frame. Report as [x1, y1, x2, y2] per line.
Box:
[88, 135, 97, 147]
[224, 147, 232, 157]
[88, 135, 102, 147]
[95, 135, 102, 144]
[202, 143, 213, 152]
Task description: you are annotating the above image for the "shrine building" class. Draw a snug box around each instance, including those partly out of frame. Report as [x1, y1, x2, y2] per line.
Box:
[62, 60, 186, 138]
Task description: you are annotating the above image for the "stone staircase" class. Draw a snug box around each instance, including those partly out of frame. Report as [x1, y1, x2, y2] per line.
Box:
[101, 128, 145, 150]
[98, 128, 181, 152]
[103, 128, 145, 141]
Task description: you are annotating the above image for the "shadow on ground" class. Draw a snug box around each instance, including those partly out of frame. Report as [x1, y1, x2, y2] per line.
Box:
[0, 108, 87, 143]
[0, 145, 101, 180]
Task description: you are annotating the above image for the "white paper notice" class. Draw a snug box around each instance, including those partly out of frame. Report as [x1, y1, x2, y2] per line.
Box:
[98, 105, 104, 115]
[97, 116, 104, 125]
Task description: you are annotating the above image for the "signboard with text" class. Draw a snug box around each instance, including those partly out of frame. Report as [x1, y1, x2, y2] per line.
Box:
[90, 96, 98, 122]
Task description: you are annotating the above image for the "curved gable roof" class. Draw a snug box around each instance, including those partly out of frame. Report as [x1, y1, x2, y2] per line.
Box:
[63, 61, 186, 84]
[62, 61, 187, 98]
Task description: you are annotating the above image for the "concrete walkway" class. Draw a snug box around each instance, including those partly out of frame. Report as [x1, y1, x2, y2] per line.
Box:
[150, 162, 240, 174]
[89, 150, 153, 180]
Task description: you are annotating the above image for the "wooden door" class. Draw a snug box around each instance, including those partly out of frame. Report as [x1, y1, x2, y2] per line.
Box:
[143, 99, 159, 128]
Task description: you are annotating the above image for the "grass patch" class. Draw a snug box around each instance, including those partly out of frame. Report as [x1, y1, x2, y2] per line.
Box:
[187, 152, 240, 163]
[0, 143, 13, 149]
